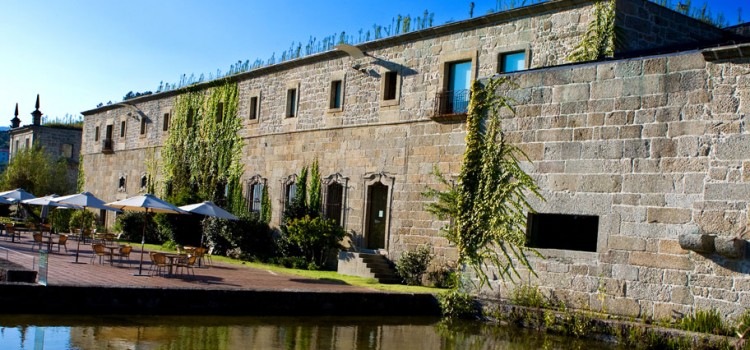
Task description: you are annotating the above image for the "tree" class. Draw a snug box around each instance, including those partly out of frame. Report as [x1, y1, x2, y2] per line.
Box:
[308, 158, 321, 217]
[424, 77, 543, 288]
[1, 145, 74, 196]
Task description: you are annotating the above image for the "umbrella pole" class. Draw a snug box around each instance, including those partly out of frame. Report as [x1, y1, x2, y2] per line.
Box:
[136, 211, 148, 275]
[74, 207, 85, 263]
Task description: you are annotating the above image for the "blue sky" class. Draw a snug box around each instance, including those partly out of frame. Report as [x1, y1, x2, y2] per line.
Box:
[0, 0, 744, 124]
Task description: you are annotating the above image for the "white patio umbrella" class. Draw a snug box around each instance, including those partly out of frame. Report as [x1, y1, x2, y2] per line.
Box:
[1, 188, 36, 222]
[52, 192, 121, 263]
[22, 194, 82, 232]
[106, 194, 186, 275]
[0, 188, 36, 202]
[179, 201, 239, 247]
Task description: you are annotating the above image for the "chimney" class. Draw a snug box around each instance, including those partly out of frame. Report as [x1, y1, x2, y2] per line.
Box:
[30, 94, 42, 126]
[10, 103, 20, 128]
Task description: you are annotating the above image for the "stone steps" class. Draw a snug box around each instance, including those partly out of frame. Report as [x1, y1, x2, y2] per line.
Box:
[337, 252, 402, 284]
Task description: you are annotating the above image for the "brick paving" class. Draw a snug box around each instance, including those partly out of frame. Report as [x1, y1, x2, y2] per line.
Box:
[0, 233, 379, 293]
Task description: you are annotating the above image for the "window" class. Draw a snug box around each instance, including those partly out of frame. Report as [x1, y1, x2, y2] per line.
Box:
[216, 102, 224, 123]
[118, 176, 126, 191]
[105, 124, 113, 140]
[436, 51, 476, 117]
[99, 209, 107, 226]
[187, 108, 194, 127]
[61, 144, 73, 159]
[140, 175, 148, 191]
[246, 175, 266, 213]
[383, 72, 398, 100]
[140, 118, 146, 135]
[380, 70, 401, 107]
[120, 120, 126, 138]
[13, 140, 18, 155]
[250, 182, 264, 212]
[95, 126, 100, 141]
[329, 80, 343, 110]
[285, 88, 297, 118]
[500, 51, 527, 73]
[285, 183, 297, 207]
[323, 173, 348, 227]
[249, 96, 259, 120]
[526, 213, 599, 252]
[163, 113, 170, 131]
[25, 138, 29, 149]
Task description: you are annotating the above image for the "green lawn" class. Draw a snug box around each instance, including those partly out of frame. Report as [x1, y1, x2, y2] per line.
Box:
[138, 242, 444, 294]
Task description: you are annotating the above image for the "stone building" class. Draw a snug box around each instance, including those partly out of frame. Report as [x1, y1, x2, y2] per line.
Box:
[8, 96, 82, 183]
[81, 0, 749, 319]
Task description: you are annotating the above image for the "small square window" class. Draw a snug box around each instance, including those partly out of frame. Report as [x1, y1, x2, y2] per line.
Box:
[163, 113, 170, 131]
[140, 118, 147, 135]
[383, 72, 398, 101]
[95, 126, 100, 141]
[61, 144, 73, 158]
[286, 88, 297, 118]
[500, 51, 526, 73]
[526, 213, 598, 252]
[120, 120, 126, 138]
[329, 80, 343, 109]
[249, 96, 259, 120]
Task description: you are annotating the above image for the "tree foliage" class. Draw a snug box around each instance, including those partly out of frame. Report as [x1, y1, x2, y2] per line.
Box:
[567, 0, 619, 62]
[1, 145, 74, 196]
[424, 77, 543, 288]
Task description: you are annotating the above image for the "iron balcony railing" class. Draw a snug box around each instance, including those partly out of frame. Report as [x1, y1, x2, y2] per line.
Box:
[102, 138, 113, 154]
[434, 89, 470, 117]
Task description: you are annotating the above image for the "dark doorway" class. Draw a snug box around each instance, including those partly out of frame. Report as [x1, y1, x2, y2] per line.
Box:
[365, 183, 388, 250]
[526, 213, 599, 252]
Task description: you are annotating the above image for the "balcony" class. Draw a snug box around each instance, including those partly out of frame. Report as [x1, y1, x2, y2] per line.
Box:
[434, 89, 470, 120]
[102, 139, 113, 154]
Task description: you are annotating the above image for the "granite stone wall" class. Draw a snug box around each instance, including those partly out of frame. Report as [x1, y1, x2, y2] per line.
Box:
[477, 48, 749, 321]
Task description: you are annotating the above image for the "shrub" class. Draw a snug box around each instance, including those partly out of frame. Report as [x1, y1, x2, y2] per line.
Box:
[280, 215, 345, 269]
[437, 289, 477, 319]
[395, 245, 432, 286]
[511, 284, 548, 308]
[678, 309, 730, 336]
[69, 210, 97, 232]
[426, 264, 457, 289]
[202, 213, 275, 260]
[115, 212, 161, 244]
[50, 208, 72, 233]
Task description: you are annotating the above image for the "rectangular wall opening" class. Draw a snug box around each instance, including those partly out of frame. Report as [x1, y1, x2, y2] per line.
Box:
[526, 213, 599, 252]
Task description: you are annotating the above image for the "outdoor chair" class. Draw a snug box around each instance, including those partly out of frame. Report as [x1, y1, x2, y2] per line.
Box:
[174, 255, 197, 275]
[31, 233, 45, 251]
[115, 245, 132, 266]
[5, 225, 17, 241]
[149, 252, 169, 276]
[90, 243, 108, 265]
[193, 247, 209, 267]
[54, 234, 68, 253]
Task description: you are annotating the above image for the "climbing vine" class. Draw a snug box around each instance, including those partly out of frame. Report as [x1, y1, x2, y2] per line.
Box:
[424, 77, 543, 288]
[567, 0, 619, 62]
[76, 154, 84, 192]
[161, 81, 245, 213]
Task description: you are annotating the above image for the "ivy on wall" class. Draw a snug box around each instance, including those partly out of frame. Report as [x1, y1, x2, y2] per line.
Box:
[567, 0, 619, 62]
[161, 81, 245, 213]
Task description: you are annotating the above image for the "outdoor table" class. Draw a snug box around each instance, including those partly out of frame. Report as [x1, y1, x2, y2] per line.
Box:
[162, 253, 185, 275]
[103, 246, 120, 265]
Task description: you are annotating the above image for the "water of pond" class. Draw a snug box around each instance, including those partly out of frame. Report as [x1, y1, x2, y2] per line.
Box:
[0, 315, 620, 350]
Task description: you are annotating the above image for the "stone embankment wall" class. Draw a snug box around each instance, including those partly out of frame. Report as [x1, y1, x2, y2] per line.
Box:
[479, 48, 749, 321]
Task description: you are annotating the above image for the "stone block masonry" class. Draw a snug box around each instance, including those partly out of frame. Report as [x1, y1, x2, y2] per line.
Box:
[79, 0, 747, 321]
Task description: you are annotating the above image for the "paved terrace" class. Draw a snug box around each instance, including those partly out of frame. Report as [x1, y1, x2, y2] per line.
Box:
[0, 233, 440, 316]
[0, 233, 373, 292]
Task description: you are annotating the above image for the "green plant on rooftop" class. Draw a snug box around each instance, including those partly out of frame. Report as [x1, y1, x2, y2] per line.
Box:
[650, 0, 731, 27]
[423, 76, 543, 290]
[41, 114, 83, 129]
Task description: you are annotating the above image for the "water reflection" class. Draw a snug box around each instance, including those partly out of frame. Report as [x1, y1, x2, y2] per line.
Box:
[0, 315, 617, 350]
